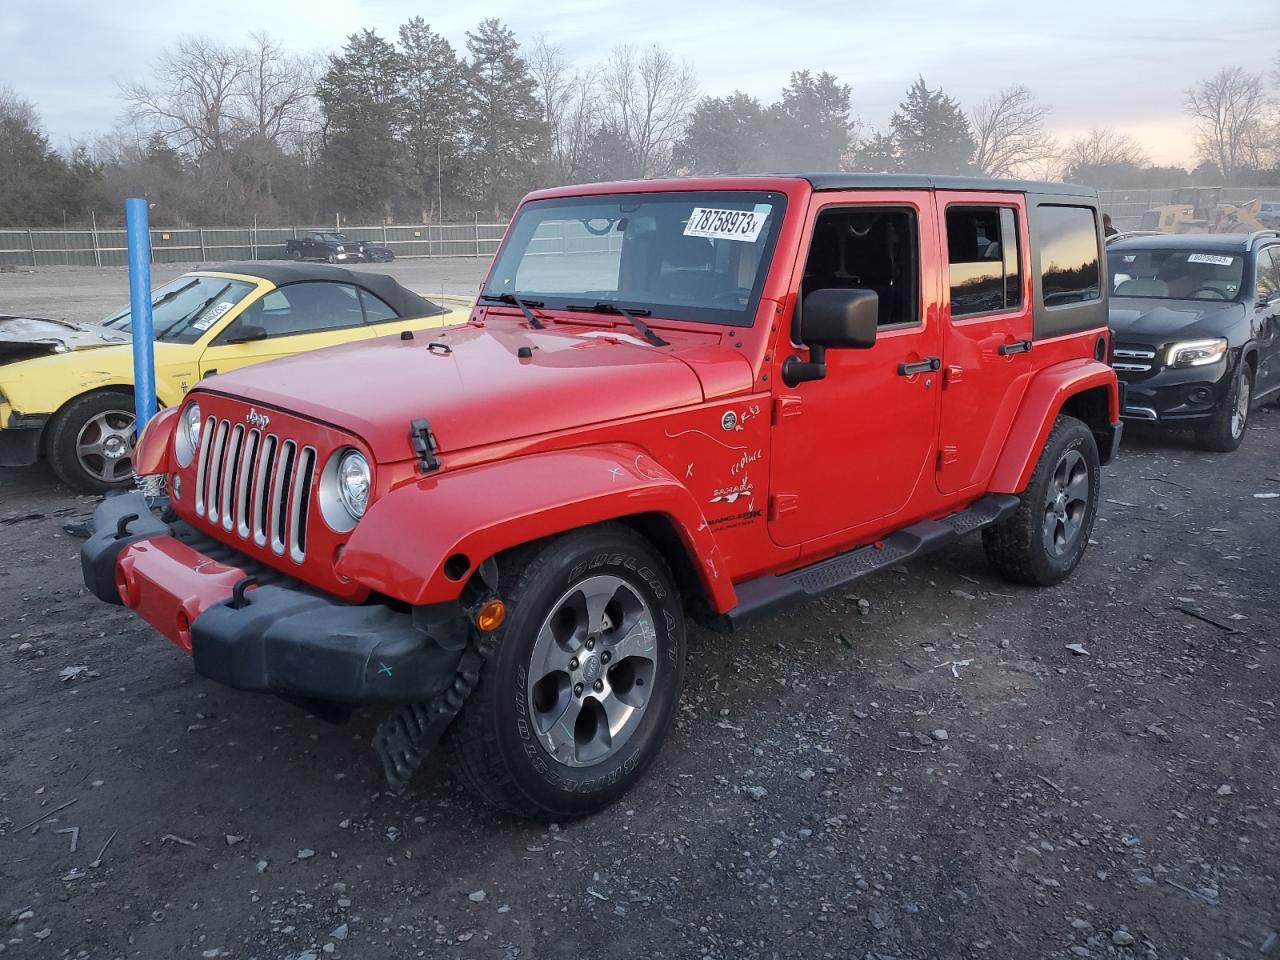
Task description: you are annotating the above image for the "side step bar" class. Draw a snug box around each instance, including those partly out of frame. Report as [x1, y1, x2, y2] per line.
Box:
[717, 494, 1019, 630]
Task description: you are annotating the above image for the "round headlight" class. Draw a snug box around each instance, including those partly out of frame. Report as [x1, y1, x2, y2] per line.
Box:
[336, 450, 371, 519]
[175, 402, 201, 468]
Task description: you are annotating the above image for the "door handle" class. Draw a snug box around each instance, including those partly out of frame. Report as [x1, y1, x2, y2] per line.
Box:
[998, 339, 1033, 356]
[897, 357, 941, 376]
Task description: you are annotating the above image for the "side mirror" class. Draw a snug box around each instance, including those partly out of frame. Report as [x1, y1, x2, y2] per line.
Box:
[225, 323, 267, 344]
[782, 288, 879, 386]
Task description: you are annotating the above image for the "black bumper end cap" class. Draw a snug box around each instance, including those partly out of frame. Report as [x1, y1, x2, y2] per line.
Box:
[80, 491, 172, 604]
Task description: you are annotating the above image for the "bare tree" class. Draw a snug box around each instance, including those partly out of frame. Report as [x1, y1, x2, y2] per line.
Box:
[0, 83, 39, 127]
[969, 85, 1058, 178]
[1061, 126, 1149, 176]
[235, 32, 319, 143]
[1185, 66, 1269, 183]
[121, 36, 247, 158]
[601, 44, 699, 178]
[528, 35, 598, 182]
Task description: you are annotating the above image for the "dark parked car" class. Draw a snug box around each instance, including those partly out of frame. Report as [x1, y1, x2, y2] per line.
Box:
[284, 232, 395, 264]
[1108, 230, 1280, 451]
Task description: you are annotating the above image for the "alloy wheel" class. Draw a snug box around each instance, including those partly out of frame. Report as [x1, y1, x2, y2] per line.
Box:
[1041, 448, 1089, 557]
[76, 409, 135, 484]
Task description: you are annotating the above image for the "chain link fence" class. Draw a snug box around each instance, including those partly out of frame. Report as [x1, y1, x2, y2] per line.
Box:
[1098, 187, 1280, 231]
[0, 221, 510, 268]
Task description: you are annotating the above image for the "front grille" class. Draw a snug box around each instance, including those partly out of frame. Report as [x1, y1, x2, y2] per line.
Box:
[1112, 344, 1157, 374]
[194, 417, 316, 563]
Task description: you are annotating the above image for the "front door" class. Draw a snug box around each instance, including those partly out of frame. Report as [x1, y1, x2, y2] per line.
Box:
[198, 280, 374, 377]
[768, 193, 942, 547]
[934, 193, 1035, 494]
[1253, 245, 1280, 398]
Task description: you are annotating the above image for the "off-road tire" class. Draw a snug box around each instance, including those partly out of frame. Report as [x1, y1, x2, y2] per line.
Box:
[46, 391, 137, 493]
[1195, 361, 1252, 453]
[447, 524, 686, 820]
[982, 415, 1100, 587]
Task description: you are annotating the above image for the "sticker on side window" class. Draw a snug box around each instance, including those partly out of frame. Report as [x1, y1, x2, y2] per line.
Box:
[684, 205, 769, 243]
[1187, 253, 1235, 266]
[191, 301, 236, 331]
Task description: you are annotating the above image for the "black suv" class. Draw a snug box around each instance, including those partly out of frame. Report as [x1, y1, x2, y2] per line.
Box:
[285, 232, 395, 264]
[1108, 230, 1280, 451]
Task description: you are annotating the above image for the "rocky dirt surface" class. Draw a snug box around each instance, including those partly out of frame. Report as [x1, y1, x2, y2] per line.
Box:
[1, 412, 1278, 959]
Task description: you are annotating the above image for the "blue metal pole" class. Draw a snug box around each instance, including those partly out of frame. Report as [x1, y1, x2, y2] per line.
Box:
[125, 198, 156, 430]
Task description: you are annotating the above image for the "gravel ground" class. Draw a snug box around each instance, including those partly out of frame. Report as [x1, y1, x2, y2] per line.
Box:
[0, 265, 1278, 958]
[0, 259, 490, 324]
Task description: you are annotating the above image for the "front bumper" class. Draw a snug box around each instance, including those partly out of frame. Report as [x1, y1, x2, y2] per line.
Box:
[1117, 358, 1232, 424]
[81, 492, 473, 705]
[0, 410, 48, 466]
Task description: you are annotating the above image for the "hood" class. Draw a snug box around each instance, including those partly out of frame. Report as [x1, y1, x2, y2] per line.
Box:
[0, 316, 130, 364]
[200, 322, 750, 463]
[1108, 298, 1243, 342]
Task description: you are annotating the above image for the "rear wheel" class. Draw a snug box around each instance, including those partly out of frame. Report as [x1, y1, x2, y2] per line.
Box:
[1196, 361, 1252, 452]
[982, 415, 1100, 587]
[447, 524, 685, 819]
[46, 392, 137, 493]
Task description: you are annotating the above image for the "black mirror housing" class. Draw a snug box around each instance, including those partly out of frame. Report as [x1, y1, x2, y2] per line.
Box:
[800, 288, 879, 349]
[225, 324, 267, 344]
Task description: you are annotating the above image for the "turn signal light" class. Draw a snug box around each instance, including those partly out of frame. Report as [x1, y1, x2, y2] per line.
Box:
[474, 598, 507, 633]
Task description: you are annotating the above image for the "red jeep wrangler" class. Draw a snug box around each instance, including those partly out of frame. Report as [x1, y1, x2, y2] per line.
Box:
[82, 175, 1122, 819]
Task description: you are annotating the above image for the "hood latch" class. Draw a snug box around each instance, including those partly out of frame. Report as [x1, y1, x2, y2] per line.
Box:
[410, 418, 441, 474]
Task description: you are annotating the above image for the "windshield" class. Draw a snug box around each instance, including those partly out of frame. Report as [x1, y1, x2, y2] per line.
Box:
[483, 191, 787, 326]
[101, 275, 257, 343]
[1108, 248, 1245, 302]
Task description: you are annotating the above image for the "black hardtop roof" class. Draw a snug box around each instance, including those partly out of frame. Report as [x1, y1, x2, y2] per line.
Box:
[197, 261, 444, 317]
[1107, 232, 1278, 253]
[796, 173, 1097, 198]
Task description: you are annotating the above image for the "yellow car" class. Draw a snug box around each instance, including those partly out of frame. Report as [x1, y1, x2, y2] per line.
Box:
[0, 262, 469, 492]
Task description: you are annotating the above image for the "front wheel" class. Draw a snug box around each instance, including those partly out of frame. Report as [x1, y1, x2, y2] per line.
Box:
[46, 392, 137, 493]
[982, 415, 1100, 587]
[447, 524, 686, 819]
[1196, 361, 1252, 452]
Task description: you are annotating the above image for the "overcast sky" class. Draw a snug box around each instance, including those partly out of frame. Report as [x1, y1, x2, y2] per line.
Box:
[5, 0, 1277, 167]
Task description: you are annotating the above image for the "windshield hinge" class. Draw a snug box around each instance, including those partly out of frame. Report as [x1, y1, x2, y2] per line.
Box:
[410, 417, 441, 474]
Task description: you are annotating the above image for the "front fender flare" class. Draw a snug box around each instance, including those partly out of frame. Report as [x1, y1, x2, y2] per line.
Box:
[337, 444, 736, 611]
[989, 358, 1120, 494]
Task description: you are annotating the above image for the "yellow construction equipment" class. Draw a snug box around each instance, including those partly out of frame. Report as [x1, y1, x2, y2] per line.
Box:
[1139, 187, 1267, 234]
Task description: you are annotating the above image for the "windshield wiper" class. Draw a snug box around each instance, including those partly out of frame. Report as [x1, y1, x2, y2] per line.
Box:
[157, 283, 232, 340]
[479, 293, 546, 330]
[565, 302, 668, 347]
[102, 279, 201, 331]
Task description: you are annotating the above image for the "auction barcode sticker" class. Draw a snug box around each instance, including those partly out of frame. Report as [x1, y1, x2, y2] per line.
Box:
[684, 206, 769, 243]
[1187, 253, 1235, 266]
[192, 301, 236, 331]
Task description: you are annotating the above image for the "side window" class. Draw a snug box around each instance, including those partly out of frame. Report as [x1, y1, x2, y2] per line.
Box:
[1256, 248, 1279, 303]
[222, 282, 366, 340]
[359, 288, 399, 324]
[945, 206, 1022, 317]
[800, 206, 919, 328]
[1038, 205, 1101, 307]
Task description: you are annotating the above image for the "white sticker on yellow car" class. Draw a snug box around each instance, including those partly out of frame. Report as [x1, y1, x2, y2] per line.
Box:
[684, 206, 768, 243]
[192, 301, 237, 331]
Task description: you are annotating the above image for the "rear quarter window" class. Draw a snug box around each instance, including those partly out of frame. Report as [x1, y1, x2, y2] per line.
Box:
[1030, 201, 1106, 339]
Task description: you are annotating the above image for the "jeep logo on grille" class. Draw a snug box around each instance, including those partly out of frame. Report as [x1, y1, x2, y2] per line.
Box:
[246, 409, 270, 429]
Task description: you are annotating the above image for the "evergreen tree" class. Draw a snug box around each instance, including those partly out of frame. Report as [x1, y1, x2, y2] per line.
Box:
[397, 17, 465, 221]
[463, 19, 547, 219]
[851, 130, 902, 172]
[0, 89, 96, 226]
[764, 71, 852, 172]
[675, 92, 767, 175]
[890, 77, 975, 175]
[318, 30, 404, 221]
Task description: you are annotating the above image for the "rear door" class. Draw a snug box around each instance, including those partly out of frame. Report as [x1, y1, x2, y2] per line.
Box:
[935, 193, 1034, 494]
[1254, 245, 1280, 397]
[768, 192, 942, 547]
[197, 281, 374, 377]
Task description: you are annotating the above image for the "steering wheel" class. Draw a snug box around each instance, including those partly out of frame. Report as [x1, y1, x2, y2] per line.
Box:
[1189, 286, 1228, 300]
[581, 218, 616, 236]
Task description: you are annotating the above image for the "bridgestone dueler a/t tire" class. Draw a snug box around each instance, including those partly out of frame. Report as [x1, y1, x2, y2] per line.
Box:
[981, 415, 1100, 587]
[446, 524, 686, 820]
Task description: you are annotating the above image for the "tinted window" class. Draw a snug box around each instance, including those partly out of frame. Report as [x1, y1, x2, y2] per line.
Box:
[219, 281, 366, 340]
[946, 206, 1022, 317]
[1039, 206, 1100, 307]
[800, 207, 919, 329]
[359, 288, 399, 324]
[484, 191, 786, 327]
[1257, 248, 1280, 303]
[1107, 248, 1246, 301]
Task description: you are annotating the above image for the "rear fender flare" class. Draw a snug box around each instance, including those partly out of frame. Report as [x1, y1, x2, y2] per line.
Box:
[989, 359, 1120, 494]
[337, 444, 736, 611]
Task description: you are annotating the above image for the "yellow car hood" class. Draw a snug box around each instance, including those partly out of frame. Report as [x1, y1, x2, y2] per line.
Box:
[0, 316, 130, 364]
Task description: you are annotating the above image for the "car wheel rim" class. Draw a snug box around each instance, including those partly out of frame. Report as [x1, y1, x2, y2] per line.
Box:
[526, 574, 659, 768]
[76, 409, 136, 483]
[1041, 448, 1089, 558]
[1231, 374, 1250, 439]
